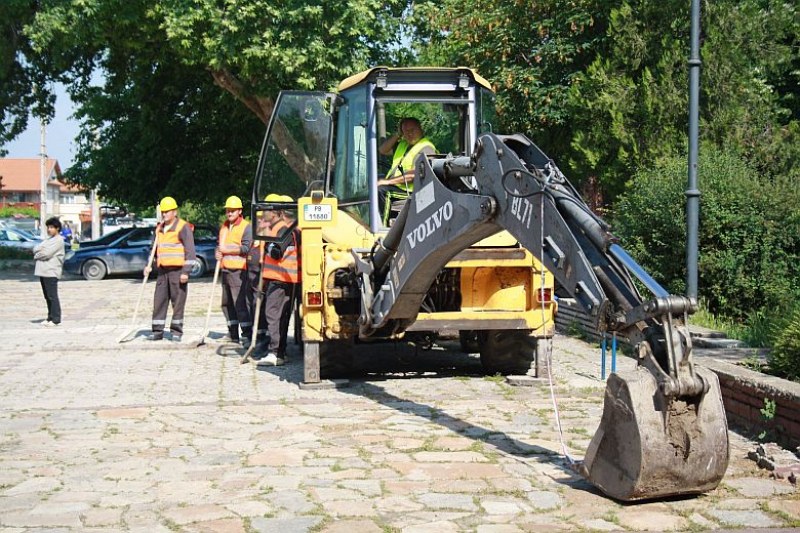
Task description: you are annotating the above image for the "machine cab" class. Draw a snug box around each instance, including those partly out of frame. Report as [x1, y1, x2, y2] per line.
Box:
[252, 67, 497, 236]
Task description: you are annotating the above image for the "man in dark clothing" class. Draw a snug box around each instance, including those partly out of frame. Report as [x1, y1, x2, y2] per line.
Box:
[145, 196, 196, 342]
[215, 196, 253, 346]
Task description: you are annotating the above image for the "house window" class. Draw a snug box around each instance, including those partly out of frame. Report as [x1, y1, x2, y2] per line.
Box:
[61, 194, 76, 204]
[5, 193, 25, 203]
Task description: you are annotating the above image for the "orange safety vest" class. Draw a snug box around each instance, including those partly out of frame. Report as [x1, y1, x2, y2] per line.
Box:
[219, 218, 249, 270]
[261, 219, 299, 283]
[156, 219, 187, 268]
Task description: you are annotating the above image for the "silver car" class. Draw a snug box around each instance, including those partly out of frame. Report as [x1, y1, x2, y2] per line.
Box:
[0, 227, 39, 250]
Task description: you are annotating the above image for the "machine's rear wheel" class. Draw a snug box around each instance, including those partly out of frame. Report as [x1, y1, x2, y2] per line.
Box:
[479, 329, 537, 375]
[459, 330, 480, 353]
[320, 341, 354, 379]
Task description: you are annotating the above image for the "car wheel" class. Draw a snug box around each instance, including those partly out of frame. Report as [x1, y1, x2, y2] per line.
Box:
[82, 259, 107, 281]
[190, 257, 207, 278]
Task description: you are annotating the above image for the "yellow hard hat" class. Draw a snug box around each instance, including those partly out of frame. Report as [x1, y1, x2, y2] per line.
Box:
[159, 196, 178, 212]
[279, 195, 294, 202]
[224, 195, 243, 209]
[264, 193, 282, 202]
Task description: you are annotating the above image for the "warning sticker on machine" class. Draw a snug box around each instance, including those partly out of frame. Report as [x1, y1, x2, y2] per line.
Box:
[303, 203, 332, 222]
[415, 182, 435, 213]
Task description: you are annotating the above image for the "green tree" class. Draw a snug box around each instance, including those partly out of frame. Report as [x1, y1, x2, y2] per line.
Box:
[0, 0, 52, 153]
[3, 0, 409, 209]
[567, 0, 799, 201]
[613, 148, 800, 320]
[413, 0, 610, 157]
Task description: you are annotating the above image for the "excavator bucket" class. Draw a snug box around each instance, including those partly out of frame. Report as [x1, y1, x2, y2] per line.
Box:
[580, 366, 729, 501]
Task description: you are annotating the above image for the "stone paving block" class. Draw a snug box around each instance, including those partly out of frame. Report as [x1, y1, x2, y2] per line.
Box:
[81, 507, 124, 527]
[400, 518, 461, 532]
[766, 498, 800, 520]
[2, 476, 61, 495]
[224, 500, 272, 517]
[431, 478, 489, 493]
[184, 517, 246, 533]
[579, 518, 620, 531]
[413, 451, 489, 463]
[162, 503, 234, 525]
[1, 507, 85, 528]
[268, 489, 317, 514]
[686, 513, 719, 529]
[321, 499, 378, 517]
[725, 476, 797, 497]
[616, 509, 689, 531]
[392, 461, 506, 480]
[481, 499, 525, 515]
[524, 490, 561, 511]
[476, 525, 524, 533]
[706, 509, 784, 528]
[375, 495, 425, 513]
[319, 519, 383, 533]
[249, 516, 323, 533]
[248, 448, 306, 467]
[416, 492, 477, 511]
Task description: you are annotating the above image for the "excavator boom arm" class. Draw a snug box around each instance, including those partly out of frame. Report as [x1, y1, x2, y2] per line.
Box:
[357, 132, 729, 501]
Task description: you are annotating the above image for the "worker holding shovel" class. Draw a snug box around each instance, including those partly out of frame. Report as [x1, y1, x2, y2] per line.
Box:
[146, 196, 196, 342]
[215, 196, 253, 347]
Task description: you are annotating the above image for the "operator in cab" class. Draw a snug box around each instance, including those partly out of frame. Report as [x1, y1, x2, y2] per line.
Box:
[378, 117, 436, 224]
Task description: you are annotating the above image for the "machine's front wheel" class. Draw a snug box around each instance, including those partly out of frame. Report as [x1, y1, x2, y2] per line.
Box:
[479, 329, 537, 375]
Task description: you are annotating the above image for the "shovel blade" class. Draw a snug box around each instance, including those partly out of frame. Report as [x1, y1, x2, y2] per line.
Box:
[581, 367, 729, 501]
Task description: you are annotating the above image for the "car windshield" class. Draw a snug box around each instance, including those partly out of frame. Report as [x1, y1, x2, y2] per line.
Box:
[13, 228, 40, 240]
[1, 229, 27, 242]
[81, 228, 126, 246]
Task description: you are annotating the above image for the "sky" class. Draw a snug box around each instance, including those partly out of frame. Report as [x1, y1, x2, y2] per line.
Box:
[4, 83, 80, 170]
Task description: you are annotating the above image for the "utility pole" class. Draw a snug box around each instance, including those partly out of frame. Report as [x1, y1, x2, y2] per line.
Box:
[39, 119, 48, 236]
[91, 188, 100, 239]
[686, 0, 701, 300]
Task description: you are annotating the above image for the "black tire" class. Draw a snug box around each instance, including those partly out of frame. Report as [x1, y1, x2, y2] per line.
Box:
[479, 329, 537, 375]
[189, 258, 207, 278]
[320, 341, 354, 379]
[82, 259, 107, 281]
[459, 330, 480, 353]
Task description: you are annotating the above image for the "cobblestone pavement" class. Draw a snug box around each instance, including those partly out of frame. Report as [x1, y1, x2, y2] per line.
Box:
[0, 271, 798, 532]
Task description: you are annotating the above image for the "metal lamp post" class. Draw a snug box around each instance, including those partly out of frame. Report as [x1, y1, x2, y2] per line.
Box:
[686, 0, 701, 300]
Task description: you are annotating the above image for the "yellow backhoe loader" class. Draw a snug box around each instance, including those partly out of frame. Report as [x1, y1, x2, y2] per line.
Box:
[250, 67, 729, 501]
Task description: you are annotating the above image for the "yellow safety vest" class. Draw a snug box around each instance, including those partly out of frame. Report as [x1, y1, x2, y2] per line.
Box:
[156, 219, 187, 268]
[219, 218, 249, 270]
[385, 137, 436, 191]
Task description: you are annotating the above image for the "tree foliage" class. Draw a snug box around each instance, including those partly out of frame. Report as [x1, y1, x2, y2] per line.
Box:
[769, 306, 800, 381]
[414, 0, 799, 203]
[613, 148, 800, 320]
[567, 0, 799, 200]
[0, 0, 53, 152]
[413, 0, 609, 156]
[2, 0, 409, 209]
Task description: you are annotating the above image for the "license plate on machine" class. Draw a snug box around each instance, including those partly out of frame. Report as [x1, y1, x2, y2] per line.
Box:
[303, 203, 332, 222]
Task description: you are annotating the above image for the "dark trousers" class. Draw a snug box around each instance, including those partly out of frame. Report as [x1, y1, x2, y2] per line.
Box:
[152, 268, 187, 335]
[221, 269, 251, 340]
[257, 281, 294, 356]
[39, 276, 61, 324]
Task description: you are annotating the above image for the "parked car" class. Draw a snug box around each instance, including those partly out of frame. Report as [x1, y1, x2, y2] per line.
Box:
[0, 227, 40, 250]
[64, 225, 219, 280]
